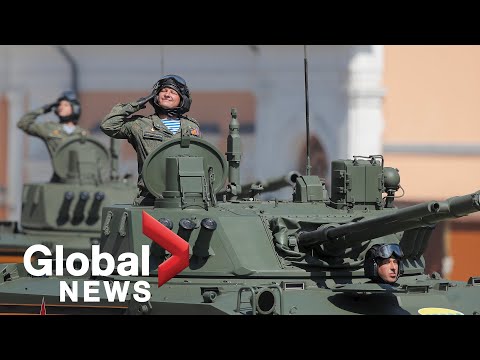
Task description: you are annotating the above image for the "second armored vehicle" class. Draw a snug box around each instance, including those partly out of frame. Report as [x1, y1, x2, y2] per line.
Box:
[0, 133, 137, 258]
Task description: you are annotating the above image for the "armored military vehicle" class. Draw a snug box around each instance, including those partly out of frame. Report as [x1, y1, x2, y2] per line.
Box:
[1, 108, 479, 315]
[1, 47, 480, 315]
[0, 133, 137, 259]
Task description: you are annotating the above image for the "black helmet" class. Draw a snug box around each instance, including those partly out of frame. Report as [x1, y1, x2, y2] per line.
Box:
[364, 243, 404, 282]
[54, 90, 81, 124]
[149, 74, 191, 117]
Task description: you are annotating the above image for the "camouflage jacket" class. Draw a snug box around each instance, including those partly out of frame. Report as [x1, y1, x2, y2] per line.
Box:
[17, 108, 88, 158]
[100, 101, 201, 201]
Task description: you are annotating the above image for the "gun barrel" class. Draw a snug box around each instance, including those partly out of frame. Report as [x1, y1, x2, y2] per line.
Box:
[423, 192, 480, 222]
[328, 201, 445, 239]
[218, 171, 300, 198]
[263, 171, 300, 190]
[298, 192, 480, 247]
[240, 171, 300, 196]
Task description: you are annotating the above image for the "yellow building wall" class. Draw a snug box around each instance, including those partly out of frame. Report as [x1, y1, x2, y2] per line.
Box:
[383, 45, 480, 280]
[384, 45, 480, 146]
[448, 230, 480, 281]
[383, 45, 480, 201]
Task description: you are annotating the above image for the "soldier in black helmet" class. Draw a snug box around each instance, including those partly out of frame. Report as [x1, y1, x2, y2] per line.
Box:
[17, 90, 87, 182]
[100, 74, 201, 206]
[364, 243, 404, 284]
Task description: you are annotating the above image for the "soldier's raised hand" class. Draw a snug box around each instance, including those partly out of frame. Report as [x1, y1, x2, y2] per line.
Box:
[136, 90, 156, 109]
[42, 102, 58, 113]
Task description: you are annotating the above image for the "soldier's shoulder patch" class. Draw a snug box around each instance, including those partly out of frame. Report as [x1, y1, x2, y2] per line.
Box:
[190, 128, 201, 137]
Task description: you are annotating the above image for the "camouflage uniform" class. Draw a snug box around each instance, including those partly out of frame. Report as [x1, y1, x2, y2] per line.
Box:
[17, 108, 88, 182]
[100, 101, 201, 205]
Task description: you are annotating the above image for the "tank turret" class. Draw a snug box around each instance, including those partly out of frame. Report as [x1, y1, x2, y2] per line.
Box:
[0, 133, 137, 258]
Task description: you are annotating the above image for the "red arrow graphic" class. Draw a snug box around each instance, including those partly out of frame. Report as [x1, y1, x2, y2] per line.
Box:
[142, 211, 189, 287]
[40, 297, 47, 315]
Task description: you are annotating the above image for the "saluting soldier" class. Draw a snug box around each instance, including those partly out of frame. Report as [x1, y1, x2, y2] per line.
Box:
[100, 74, 201, 206]
[17, 91, 87, 182]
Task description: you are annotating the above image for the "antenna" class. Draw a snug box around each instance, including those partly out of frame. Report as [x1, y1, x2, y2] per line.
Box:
[304, 45, 311, 176]
[160, 45, 165, 74]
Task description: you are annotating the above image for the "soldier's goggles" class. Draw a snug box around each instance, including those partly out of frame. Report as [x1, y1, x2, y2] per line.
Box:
[376, 244, 404, 259]
[58, 90, 78, 102]
[159, 74, 187, 85]
[153, 75, 188, 95]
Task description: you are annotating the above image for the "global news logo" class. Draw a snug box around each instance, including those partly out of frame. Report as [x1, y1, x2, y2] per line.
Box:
[23, 211, 189, 303]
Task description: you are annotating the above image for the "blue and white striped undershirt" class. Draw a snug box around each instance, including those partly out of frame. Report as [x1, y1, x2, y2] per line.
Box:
[162, 119, 181, 134]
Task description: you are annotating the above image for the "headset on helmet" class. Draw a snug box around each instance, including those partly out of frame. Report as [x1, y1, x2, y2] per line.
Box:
[364, 243, 404, 282]
[149, 74, 192, 116]
[54, 90, 81, 124]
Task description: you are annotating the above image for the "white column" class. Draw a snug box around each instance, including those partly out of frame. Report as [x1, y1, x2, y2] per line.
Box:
[6, 90, 25, 221]
[346, 45, 386, 159]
